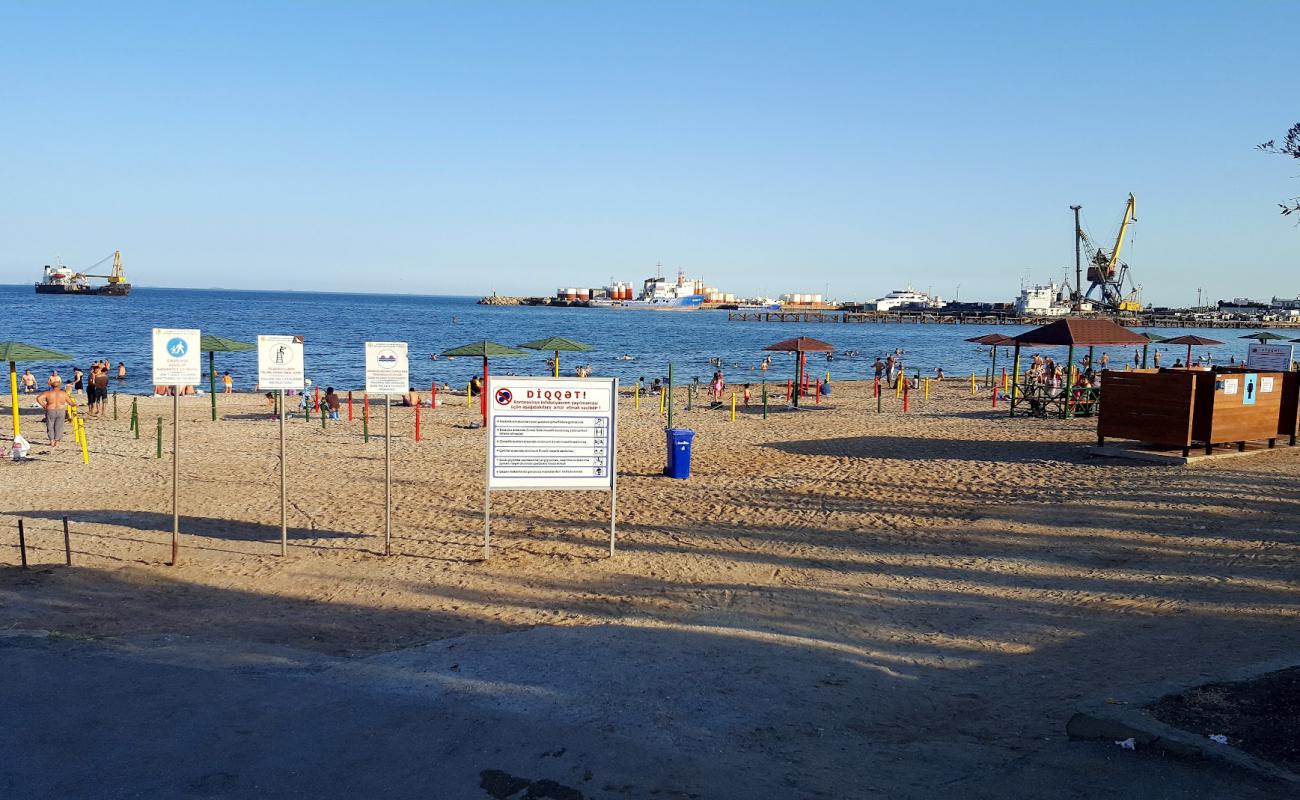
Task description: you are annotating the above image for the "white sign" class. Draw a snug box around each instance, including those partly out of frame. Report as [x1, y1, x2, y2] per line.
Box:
[1261, 376, 1275, 393]
[152, 328, 201, 386]
[1221, 378, 1238, 396]
[365, 342, 409, 395]
[258, 335, 305, 391]
[1247, 344, 1294, 372]
[487, 376, 617, 490]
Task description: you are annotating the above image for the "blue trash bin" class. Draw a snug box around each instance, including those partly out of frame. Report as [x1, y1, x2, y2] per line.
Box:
[665, 428, 695, 479]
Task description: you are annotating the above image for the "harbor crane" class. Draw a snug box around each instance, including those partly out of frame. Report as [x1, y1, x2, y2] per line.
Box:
[1076, 194, 1142, 313]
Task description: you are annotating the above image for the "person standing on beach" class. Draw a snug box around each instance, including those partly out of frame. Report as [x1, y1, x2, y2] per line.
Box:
[92, 362, 110, 417]
[73, 368, 84, 398]
[222, 371, 234, 394]
[324, 387, 341, 419]
[37, 377, 69, 446]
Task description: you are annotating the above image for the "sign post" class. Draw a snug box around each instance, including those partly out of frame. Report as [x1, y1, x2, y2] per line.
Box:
[485, 376, 618, 558]
[365, 342, 409, 555]
[258, 335, 305, 556]
[152, 328, 201, 565]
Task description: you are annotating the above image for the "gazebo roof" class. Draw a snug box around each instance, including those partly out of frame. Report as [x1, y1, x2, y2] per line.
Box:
[1162, 335, 1223, 347]
[1012, 318, 1149, 347]
[965, 333, 1015, 345]
[763, 336, 835, 353]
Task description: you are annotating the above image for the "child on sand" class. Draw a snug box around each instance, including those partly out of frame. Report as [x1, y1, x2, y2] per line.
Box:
[222, 371, 233, 393]
[743, 384, 752, 406]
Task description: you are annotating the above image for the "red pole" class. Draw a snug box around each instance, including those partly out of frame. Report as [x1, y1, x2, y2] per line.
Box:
[992, 384, 998, 408]
[786, 379, 792, 401]
[481, 357, 489, 426]
[1001, 367, 1007, 390]
[415, 404, 421, 442]
[903, 380, 909, 413]
[347, 391, 353, 421]
[430, 380, 437, 409]
[815, 379, 821, 404]
[313, 386, 320, 411]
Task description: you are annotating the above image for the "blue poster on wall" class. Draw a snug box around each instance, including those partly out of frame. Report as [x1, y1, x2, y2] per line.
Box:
[1242, 373, 1258, 405]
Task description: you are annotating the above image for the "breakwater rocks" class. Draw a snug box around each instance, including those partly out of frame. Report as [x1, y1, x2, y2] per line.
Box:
[478, 295, 586, 307]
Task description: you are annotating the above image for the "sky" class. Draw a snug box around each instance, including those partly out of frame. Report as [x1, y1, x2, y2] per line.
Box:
[0, 1, 1296, 305]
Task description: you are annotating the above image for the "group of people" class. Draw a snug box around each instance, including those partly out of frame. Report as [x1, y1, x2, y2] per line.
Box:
[871, 351, 911, 389]
[1020, 354, 1100, 415]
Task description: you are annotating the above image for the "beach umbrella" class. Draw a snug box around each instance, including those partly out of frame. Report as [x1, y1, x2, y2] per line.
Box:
[1, 341, 75, 438]
[1139, 332, 1168, 368]
[440, 340, 530, 425]
[1162, 334, 1223, 368]
[1010, 318, 1147, 418]
[763, 337, 834, 407]
[1239, 332, 1290, 343]
[200, 335, 255, 421]
[965, 333, 1014, 386]
[517, 336, 593, 378]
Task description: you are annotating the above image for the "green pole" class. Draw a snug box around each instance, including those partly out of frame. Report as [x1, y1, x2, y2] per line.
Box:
[156, 417, 162, 458]
[321, 406, 326, 429]
[209, 351, 217, 421]
[1142, 343, 1149, 369]
[666, 362, 674, 430]
[1064, 343, 1076, 419]
[131, 398, 139, 438]
[762, 381, 768, 419]
[113, 392, 118, 420]
[363, 409, 369, 443]
[303, 396, 309, 422]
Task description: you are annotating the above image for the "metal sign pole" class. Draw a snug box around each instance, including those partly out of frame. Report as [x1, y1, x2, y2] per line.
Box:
[483, 488, 491, 561]
[279, 388, 287, 556]
[384, 394, 392, 555]
[610, 378, 618, 556]
[171, 388, 180, 565]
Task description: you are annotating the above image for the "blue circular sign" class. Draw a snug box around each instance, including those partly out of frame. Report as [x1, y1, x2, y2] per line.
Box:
[166, 337, 188, 357]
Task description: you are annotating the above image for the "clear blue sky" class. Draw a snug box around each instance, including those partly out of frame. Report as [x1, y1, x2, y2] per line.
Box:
[1, 1, 1295, 305]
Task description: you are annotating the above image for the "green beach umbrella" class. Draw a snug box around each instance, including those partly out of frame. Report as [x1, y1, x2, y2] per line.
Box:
[517, 336, 593, 378]
[1239, 332, 1290, 343]
[200, 335, 255, 421]
[440, 340, 530, 425]
[2, 341, 76, 438]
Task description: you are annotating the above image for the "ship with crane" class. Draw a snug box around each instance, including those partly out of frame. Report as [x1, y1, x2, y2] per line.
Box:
[35, 250, 132, 296]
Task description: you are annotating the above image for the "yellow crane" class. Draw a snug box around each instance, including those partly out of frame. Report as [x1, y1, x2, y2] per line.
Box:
[1080, 194, 1142, 313]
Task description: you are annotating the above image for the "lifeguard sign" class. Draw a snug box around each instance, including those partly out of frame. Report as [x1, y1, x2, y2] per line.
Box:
[485, 376, 618, 557]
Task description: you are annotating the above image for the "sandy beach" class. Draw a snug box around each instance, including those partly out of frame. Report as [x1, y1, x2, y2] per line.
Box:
[3, 381, 1299, 797]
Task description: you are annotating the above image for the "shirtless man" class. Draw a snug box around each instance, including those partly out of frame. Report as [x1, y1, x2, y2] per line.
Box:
[37, 377, 70, 446]
[91, 362, 110, 417]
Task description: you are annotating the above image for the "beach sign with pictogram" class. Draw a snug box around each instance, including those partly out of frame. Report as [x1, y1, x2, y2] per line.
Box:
[365, 342, 409, 395]
[258, 335, 305, 391]
[152, 328, 201, 386]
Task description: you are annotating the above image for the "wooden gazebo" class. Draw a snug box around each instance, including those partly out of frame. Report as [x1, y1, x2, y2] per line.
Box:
[1008, 318, 1148, 418]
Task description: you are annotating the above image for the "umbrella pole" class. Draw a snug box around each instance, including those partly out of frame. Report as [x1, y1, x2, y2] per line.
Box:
[554, 350, 559, 378]
[9, 360, 19, 438]
[209, 352, 217, 421]
[1142, 344, 1149, 369]
[793, 352, 801, 408]
[482, 357, 489, 426]
[990, 347, 998, 389]
[1009, 343, 1020, 417]
[1064, 344, 1075, 419]
[1186, 344, 1192, 366]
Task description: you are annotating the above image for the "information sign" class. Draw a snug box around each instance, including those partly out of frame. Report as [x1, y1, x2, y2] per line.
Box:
[487, 377, 617, 490]
[258, 335, 305, 391]
[1247, 344, 1294, 372]
[365, 342, 409, 395]
[152, 328, 201, 386]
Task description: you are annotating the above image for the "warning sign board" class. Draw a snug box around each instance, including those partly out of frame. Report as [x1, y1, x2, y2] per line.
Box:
[258, 335, 305, 391]
[486, 376, 617, 490]
[365, 342, 409, 395]
[152, 328, 201, 386]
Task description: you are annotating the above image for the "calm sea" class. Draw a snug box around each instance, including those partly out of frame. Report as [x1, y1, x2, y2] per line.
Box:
[1, 285, 1269, 392]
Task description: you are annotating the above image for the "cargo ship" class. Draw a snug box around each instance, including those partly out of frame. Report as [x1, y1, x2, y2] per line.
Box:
[585, 269, 705, 310]
[35, 250, 131, 296]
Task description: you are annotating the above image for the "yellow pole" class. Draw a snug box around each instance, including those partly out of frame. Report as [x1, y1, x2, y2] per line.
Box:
[660, 385, 666, 414]
[969, 372, 976, 396]
[554, 350, 560, 378]
[466, 382, 472, 407]
[1011, 351, 1022, 401]
[634, 384, 640, 410]
[895, 378, 902, 398]
[924, 378, 930, 401]
[8, 361, 18, 438]
[730, 391, 736, 421]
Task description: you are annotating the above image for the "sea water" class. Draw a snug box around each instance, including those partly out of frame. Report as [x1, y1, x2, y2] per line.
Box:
[1, 285, 1264, 393]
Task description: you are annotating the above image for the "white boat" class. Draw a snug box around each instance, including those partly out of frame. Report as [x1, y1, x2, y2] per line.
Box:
[871, 287, 945, 312]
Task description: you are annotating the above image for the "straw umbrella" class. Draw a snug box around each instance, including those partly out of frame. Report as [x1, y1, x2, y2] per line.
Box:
[965, 333, 1014, 386]
[1162, 334, 1222, 368]
[440, 340, 530, 425]
[200, 335, 255, 421]
[2, 341, 76, 437]
[1239, 332, 1290, 343]
[517, 336, 593, 378]
[762, 337, 835, 407]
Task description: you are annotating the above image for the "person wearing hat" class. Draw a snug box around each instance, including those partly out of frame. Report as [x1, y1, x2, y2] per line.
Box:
[37, 375, 70, 447]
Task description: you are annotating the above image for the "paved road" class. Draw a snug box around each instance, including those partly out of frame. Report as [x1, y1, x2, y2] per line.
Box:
[1, 628, 1292, 799]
